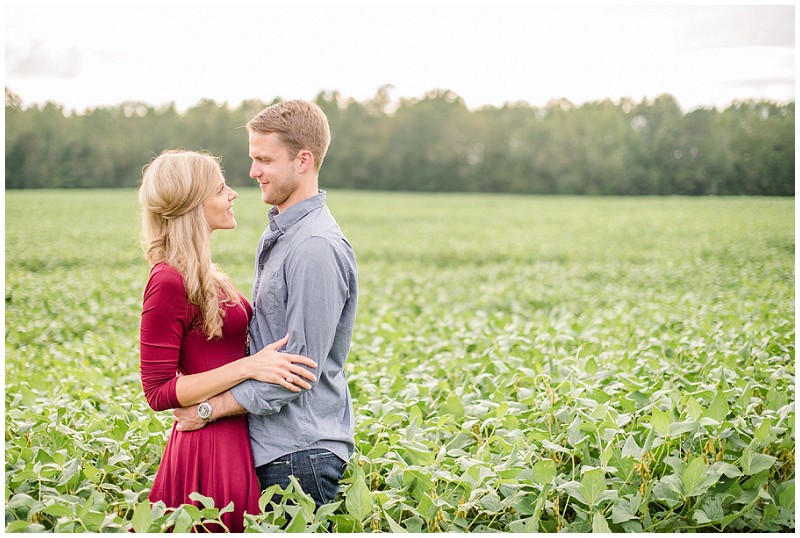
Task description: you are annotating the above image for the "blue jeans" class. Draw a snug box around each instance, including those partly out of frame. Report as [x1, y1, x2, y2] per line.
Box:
[256, 449, 346, 506]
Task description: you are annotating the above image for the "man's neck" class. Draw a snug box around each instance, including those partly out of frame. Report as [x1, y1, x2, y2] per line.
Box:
[276, 180, 319, 214]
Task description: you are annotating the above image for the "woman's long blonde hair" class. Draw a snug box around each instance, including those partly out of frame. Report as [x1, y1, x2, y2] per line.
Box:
[138, 149, 238, 339]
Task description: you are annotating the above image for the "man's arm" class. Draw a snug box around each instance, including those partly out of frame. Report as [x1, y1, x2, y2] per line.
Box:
[173, 390, 247, 431]
[230, 237, 350, 416]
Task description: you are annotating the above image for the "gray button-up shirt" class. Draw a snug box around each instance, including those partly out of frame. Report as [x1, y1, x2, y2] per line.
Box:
[230, 192, 358, 467]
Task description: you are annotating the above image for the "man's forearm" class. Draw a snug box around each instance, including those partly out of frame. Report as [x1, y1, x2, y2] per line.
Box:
[209, 390, 247, 420]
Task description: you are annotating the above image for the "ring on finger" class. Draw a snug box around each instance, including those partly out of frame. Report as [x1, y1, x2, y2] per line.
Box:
[286, 375, 294, 383]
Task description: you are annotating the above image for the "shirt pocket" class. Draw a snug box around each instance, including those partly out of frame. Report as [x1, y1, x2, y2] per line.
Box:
[258, 269, 285, 315]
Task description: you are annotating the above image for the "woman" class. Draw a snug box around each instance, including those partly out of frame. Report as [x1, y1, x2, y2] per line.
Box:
[138, 150, 316, 532]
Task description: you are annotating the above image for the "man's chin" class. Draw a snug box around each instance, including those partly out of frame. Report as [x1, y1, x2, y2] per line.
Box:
[263, 193, 288, 208]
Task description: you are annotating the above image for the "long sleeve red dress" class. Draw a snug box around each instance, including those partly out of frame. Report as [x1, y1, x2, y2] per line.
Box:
[139, 263, 261, 532]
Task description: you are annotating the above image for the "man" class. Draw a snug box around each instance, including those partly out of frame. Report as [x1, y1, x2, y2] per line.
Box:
[174, 100, 358, 507]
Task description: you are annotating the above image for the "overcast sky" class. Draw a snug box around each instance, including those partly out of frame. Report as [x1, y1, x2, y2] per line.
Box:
[4, 2, 796, 113]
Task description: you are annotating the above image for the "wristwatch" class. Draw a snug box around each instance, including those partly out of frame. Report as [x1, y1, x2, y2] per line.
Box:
[197, 401, 213, 422]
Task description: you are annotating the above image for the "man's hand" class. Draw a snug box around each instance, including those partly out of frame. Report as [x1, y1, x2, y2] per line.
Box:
[173, 404, 206, 432]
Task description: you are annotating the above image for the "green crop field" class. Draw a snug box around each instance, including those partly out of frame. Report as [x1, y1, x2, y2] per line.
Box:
[5, 189, 795, 532]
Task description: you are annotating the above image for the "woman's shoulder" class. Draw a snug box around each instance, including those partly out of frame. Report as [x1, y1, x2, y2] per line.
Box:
[150, 262, 184, 281]
[145, 263, 186, 297]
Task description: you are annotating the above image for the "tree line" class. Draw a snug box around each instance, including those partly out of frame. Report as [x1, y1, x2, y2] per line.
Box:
[5, 87, 794, 195]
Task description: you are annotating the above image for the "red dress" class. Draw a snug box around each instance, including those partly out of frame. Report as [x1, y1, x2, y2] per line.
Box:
[139, 263, 261, 532]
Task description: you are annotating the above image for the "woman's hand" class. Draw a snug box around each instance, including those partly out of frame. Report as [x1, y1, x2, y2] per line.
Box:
[245, 334, 318, 391]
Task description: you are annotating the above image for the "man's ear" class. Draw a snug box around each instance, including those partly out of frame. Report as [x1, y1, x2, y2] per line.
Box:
[296, 149, 314, 173]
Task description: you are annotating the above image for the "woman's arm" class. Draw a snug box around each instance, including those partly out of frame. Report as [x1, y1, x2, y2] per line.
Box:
[174, 390, 246, 431]
[173, 334, 317, 407]
[140, 266, 189, 411]
[140, 265, 316, 411]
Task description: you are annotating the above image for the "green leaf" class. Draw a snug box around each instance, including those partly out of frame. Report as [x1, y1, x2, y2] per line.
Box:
[131, 501, 152, 533]
[652, 475, 682, 505]
[383, 509, 408, 532]
[314, 500, 341, 521]
[694, 494, 725, 524]
[6, 494, 34, 510]
[721, 492, 760, 531]
[621, 435, 643, 460]
[403, 468, 435, 501]
[367, 441, 389, 459]
[285, 506, 308, 532]
[527, 484, 550, 532]
[682, 457, 709, 497]
[610, 492, 642, 524]
[442, 393, 465, 418]
[532, 458, 557, 485]
[562, 480, 587, 505]
[776, 480, 794, 510]
[580, 468, 607, 509]
[684, 395, 703, 421]
[592, 512, 611, 533]
[739, 448, 777, 475]
[172, 509, 193, 533]
[711, 461, 742, 478]
[82, 510, 104, 530]
[77, 496, 92, 519]
[5, 521, 31, 532]
[218, 501, 234, 515]
[478, 491, 503, 513]
[651, 406, 671, 436]
[181, 504, 202, 520]
[599, 443, 613, 467]
[42, 503, 74, 518]
[82, 462, 102, 484]
[188, 491, 215, 509]
[330, 514, 361, 533]
[753, 418, 773, 445]
[345, 473, 374, 522]
[259, 484, 281, 512]
[403, 515, 424, 533]
[417, 492, 436, 519]
[702, 391, 730, 423]
[669, 419, 699, 436]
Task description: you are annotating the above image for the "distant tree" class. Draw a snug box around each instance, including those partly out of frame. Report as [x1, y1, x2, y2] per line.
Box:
[4, 86, 794, 195]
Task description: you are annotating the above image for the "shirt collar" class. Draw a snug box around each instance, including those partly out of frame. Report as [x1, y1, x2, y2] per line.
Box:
[268, 190, 326, 233]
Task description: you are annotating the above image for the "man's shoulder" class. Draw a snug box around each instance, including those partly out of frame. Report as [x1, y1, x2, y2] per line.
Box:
[286, 212, 355, 266]
[289, 233, 350, 260]
[295, 206, 348, 243]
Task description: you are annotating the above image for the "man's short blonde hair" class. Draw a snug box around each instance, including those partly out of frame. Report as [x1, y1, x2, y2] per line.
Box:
[247, 100, 331, 172]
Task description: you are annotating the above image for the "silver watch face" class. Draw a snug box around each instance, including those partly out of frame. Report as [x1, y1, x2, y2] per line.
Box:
[197, 402, 212, 420]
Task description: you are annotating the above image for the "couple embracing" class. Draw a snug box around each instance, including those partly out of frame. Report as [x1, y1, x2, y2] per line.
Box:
[138, 100, 358, 532]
